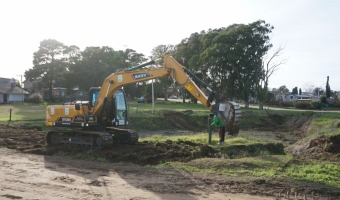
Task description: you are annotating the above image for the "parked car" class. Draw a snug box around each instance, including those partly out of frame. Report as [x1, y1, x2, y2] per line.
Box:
[137, 95, 156, 103]
[169, 95, 178, 99]
[137, 96, 145, 103]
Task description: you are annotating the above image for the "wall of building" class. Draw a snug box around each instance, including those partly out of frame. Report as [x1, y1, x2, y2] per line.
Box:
[9, 94, 24, 102]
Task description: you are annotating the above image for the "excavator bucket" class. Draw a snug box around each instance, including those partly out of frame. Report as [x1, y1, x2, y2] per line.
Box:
[214, 101, 242, 136]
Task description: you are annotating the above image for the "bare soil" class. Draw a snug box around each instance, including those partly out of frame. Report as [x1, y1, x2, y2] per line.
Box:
[0, 148, 273, 200]
[0, 111, 340, 199]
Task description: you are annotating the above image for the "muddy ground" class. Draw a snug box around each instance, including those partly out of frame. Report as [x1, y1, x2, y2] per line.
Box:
[0, 112, 340, 199]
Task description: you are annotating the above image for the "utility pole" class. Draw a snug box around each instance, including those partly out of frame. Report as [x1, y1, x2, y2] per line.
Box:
[152, 79, 155, 114]
[17, 75, 24, 106]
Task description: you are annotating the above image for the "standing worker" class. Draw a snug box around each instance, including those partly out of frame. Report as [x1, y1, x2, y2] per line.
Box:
[211, 115, 226, 145]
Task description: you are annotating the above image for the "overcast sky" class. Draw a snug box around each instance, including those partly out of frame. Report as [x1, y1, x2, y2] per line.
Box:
[1, 0, 339, 91]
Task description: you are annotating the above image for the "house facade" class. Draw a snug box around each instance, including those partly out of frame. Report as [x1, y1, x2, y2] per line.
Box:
[275, 93, 319, 103]
[0, 77, 29, 103]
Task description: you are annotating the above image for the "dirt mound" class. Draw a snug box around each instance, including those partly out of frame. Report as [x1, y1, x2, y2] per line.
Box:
[96, 140, 218, 165]
[253, 112, 315, 134]
[285, 134, 340, 162]
[285, 113, 315, 136]
[162, 110, 203, 131]
[0, 124, 218, 165]
[0, 124, 46, 151]
[253, 114, 286, 131]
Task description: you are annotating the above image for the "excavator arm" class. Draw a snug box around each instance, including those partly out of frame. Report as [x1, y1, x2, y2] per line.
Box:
[92, 55, 210, 114]
[91, 54, 241, 135]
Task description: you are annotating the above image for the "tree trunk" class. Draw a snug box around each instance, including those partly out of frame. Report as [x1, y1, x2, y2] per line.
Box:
[244, 99, 249, 108]
[259, 103, 264, 110]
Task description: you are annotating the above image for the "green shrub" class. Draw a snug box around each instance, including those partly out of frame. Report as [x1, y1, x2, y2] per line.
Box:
[280, 102, 293, 107]
[311, 102, 321, 109]
[294, 102, 312, 109]
[320, 96, 327, 104]
[28, 93, 44, 103]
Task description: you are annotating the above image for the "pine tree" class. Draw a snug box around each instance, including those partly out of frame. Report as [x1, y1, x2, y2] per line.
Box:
[326, 76, 331, 98]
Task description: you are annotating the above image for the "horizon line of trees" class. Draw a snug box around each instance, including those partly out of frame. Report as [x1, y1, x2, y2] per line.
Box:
[25, 20, 287, 107]
[272, 74, 335, 99]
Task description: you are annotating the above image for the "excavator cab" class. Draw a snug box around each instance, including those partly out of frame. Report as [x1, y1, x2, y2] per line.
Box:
[113, 89, 128, 126]
[88, 87, 128, 127]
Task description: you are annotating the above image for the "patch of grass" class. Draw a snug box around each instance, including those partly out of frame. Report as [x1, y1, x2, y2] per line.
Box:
[141, 133, 278, 146]
[285, 161, 340, 188]
[239, 107, 307, 130]
[166, 155, 293, 178]
[162, 155, 340, 189]
[126, 101, 210, 131]
[306, 113, 340, 138]
[128, 100, 209, 114]
[141, 134, 285, 159]
[139, 133, 214, 144]
[0, 103, 46, 121]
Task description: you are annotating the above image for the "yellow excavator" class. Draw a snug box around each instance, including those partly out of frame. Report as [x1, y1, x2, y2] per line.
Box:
[45, 54, 242, 149]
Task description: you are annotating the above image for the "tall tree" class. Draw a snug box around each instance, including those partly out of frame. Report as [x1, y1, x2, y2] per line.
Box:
[277, 85, 289, 94]
[150, 44, 175, 100]
[174, 32, 206, 103]
[303, 83, 315, 94]
[67, 47, 145, 91]
[257, 46, 286, 108]
[326, 76, 331, 98]
[202, 20, 273, 107]
[25, 39, 67, 101]
[117, 48, 147, 98]
[313, 87, 324, 96]
[292, 87, 298, 95]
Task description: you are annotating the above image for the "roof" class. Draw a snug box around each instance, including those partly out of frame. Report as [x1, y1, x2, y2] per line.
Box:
[0, 87, 29, 94]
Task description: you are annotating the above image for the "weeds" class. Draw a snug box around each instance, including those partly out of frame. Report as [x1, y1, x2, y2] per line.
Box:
[285, 161, 340, 188]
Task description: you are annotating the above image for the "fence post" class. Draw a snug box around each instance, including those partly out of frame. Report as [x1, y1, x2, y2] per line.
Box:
[208, 114, 213, 144]
[8, 108, 12, 125]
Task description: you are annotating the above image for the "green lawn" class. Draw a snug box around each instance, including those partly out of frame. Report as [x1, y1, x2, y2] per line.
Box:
[0, 103, 46, 121]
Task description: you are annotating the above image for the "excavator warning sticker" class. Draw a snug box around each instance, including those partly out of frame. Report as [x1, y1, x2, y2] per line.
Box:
[65, 107, 69, 115]
[118, 75, 123, 83]
[50, 107, 55, 115]
[185, 84, 193, 91]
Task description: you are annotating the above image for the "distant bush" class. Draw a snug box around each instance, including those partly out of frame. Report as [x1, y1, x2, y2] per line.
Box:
[280, 102, 294, 107]
[294, 102, 312, 109]
[28, 94, 44, 103]
[311, 102, 322, 109]
[320, 96, 327, 104]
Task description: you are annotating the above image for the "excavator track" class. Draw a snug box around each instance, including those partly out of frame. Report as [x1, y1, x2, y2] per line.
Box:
[106, 127, 139, 144]
[46, 129, 114, 149]
[46, 127, 139, 149]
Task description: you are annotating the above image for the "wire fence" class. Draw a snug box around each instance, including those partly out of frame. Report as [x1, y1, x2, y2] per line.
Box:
[0, 104, 46, 122]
